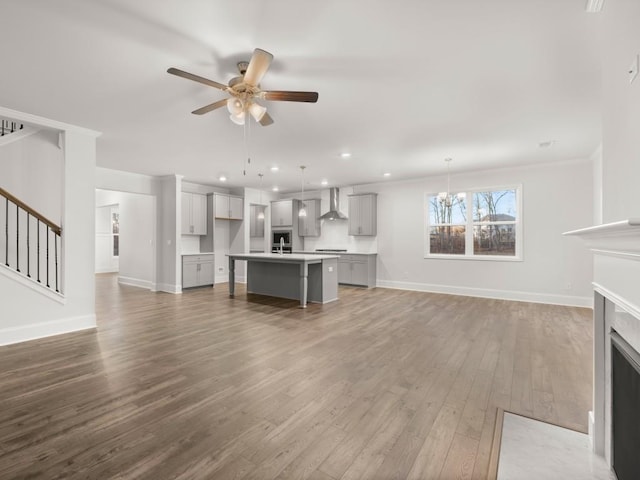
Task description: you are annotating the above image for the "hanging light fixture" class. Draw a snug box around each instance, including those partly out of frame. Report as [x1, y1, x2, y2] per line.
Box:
[257, 173, 265, 220]
[249, 102, 267, 122]
[227, 97, 243, 115]
[227, 98, 245, 125]
[229, 111, 245, 125]
[438, 158, 466, 206]
[298, 165, 307, 217]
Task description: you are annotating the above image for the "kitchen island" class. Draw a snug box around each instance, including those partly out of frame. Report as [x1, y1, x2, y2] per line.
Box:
[227, 253, 339, 308]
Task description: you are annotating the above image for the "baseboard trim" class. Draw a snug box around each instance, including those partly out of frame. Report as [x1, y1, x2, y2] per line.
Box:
[156, 283, 181, 294]
[375, 279, 592, 308]
[95, 267, 118, 274]
[118, 276, 153, 290]
[0, 314, 96, 346]
[216, 274, 245, 284]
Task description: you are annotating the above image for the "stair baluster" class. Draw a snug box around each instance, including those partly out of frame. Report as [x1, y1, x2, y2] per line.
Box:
[0, 188, 62, 295]
[4, 197, 8, 267]
[27, 213, 30, 277]
[37, 219, 40, 283]
[55, 233, 59, 292]
[15, 203, 20, 272]
[46, 226, 50, 288]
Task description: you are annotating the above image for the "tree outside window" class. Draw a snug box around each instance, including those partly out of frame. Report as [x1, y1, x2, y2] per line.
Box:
[426, 186, 521, 260]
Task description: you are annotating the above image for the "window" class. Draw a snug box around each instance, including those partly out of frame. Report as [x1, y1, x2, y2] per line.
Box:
[112, 211, 119, 257]
[425, 186, 521, 260]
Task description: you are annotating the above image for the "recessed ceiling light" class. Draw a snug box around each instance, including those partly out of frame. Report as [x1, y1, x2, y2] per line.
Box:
[340, 152, 351, 159]
[272, 186, 279, 192]
[219, 175, 227, 182]
[383, 172, 391, 177]
[321, 180, 328, 186]
[270, 166, 279, 172]
[585, 0, 604, 13]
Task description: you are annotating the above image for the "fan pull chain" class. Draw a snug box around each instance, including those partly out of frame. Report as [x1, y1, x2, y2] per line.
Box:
[243, 109, 252, 176]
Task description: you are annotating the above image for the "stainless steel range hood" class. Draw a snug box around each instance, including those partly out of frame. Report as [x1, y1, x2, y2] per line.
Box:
[320, 188, 347, 220]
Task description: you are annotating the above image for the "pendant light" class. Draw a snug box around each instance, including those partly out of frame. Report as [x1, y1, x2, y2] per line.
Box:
[257, 173, 265, 220]
[437, 158, 465, 206]
[298, 165, 307, 217]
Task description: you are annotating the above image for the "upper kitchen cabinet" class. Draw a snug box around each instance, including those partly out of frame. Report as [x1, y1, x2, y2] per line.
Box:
[181, 192, 207, 235]
[348, 193, 377, 236]
[271, 199, 299, 227]
[215, 194, 243, 220]
[250, 205, 266, 237]
[299, 199, 321, 236]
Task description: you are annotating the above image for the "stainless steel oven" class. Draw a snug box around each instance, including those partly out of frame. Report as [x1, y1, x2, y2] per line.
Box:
[272, 230, 292, 253]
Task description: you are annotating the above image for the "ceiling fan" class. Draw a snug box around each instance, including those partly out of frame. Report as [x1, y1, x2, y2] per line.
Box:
[168, 48, 318, 127]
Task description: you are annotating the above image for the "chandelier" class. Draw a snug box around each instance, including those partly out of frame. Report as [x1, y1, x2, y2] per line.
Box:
[437, 158, 465, 206]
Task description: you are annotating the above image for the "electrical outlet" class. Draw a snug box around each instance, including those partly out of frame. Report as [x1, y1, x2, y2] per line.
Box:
[218, 267, 224, 273]
[629, 54, 638, 84]
[328, 266, 334, 272]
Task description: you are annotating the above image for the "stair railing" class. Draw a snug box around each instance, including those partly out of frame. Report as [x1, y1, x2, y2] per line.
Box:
[0, 187, 62, 293]
[0, 120, 23, 137]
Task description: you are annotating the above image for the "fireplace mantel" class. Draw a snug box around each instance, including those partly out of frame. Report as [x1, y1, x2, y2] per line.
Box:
[564, 219, 640, 469]
[564, 218, 640, 255]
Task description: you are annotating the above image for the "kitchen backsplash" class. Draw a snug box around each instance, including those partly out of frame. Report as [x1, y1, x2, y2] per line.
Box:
[181, 235, 201, 254]
[303, 220, 378, 253]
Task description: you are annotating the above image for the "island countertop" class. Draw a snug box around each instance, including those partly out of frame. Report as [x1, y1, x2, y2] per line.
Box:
[226, 253, 339, 307]
[227, 252, 339, 262]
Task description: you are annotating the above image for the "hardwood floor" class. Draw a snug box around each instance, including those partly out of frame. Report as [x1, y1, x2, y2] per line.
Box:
[0, 275, 593, 479]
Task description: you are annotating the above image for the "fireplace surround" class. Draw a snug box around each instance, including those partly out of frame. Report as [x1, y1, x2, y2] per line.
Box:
[565, 219, 640, 474]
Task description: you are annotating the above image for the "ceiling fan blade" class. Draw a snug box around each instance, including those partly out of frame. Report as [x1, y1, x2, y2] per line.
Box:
[262, 91, 319, 103]
[243, 48, 274, 86]
[167, 67, 228, 91]
[191, 99, 228, 115]
[259, 112, 274, 126]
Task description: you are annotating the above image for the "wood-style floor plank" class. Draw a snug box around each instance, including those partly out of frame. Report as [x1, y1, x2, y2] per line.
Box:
[0, 274, 593, 479]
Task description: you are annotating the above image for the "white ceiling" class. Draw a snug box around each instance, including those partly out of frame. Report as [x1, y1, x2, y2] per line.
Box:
[1, 0, 602, 193]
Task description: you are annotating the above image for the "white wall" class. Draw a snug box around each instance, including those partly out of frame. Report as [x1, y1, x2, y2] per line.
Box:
[601, 0, 640, 223]
[0, 129, 63, 223]
[95, 189, 155, 289]
[0, 114, 99, 346]
[367, 159, 594, 306]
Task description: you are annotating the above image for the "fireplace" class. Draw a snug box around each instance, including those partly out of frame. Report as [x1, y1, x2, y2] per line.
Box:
[565, 219, 640, 473]
[611, 332, 640, 480]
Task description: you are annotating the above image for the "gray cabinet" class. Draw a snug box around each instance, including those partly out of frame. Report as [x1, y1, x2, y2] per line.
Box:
[298, 199, 321, 236]
[271, 199, 298, 227]
[250, 205, 265, 237]
[181, 192, 207, 235]
[337, 254, 376, 287]
[182, 254, 214, 288]
[348, 193, 377, 236]
[215, 194, 243, 220]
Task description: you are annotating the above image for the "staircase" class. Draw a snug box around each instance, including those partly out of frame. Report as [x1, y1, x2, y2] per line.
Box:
[1, 119, 23, 137]
[0, 187, 62, 295]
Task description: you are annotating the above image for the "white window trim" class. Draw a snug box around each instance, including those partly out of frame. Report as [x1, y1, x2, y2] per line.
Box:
[424, 183, 523, 262]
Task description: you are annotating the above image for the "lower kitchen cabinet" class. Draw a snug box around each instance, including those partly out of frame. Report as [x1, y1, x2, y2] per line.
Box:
[182, 254, 214, 289]
[337, 254, 376, 287]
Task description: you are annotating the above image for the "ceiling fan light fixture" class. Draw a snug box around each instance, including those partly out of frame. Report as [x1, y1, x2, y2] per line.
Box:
[229, 111, 245, 125]
[227, 97, 244, 115]
[585, 0, 605, 13]
[249, 103, 267, 122]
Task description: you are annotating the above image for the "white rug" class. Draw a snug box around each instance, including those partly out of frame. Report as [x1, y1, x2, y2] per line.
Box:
[497, 412, 616, 480]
